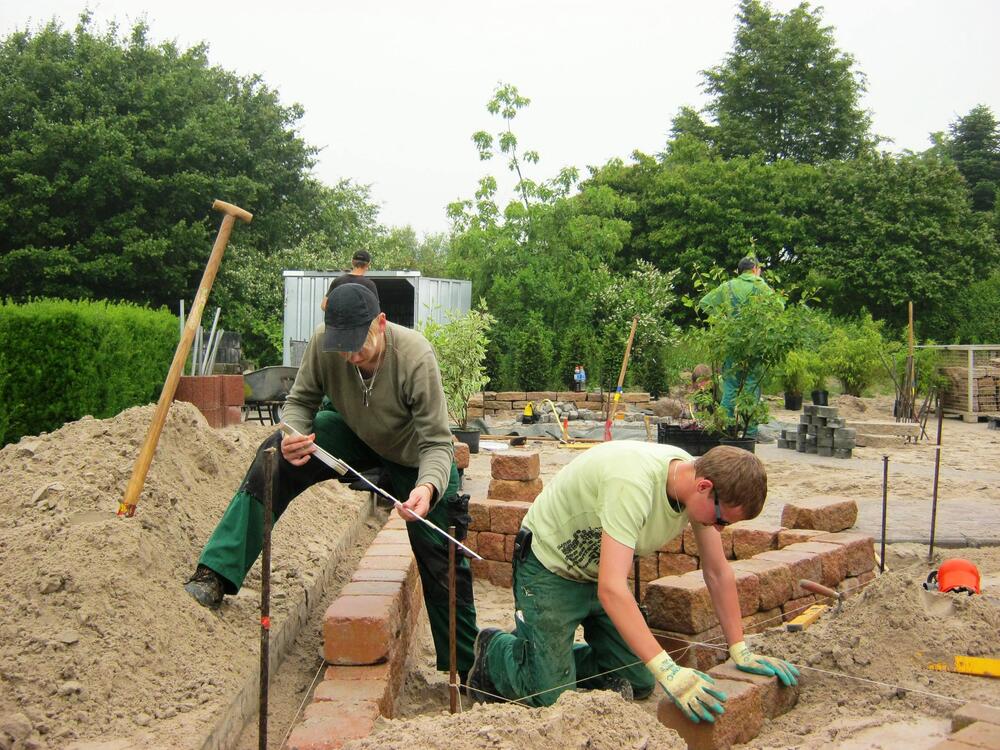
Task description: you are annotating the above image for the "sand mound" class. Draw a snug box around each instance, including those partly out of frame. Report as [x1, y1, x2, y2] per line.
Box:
[0, 403, 362, 749]
[346, 690, 686, 750]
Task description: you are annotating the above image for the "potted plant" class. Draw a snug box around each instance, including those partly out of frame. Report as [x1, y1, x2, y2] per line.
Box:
[420, 302, 495, 453]
[804, 350, 831, 406]
[777, 350, 811, 411]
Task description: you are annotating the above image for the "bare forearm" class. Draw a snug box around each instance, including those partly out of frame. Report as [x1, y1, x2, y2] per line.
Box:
[598, 580, 662, 663]
[703, 565, 744, 646]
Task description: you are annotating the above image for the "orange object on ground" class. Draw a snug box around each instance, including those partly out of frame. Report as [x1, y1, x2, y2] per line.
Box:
[926, 558, 981, 595]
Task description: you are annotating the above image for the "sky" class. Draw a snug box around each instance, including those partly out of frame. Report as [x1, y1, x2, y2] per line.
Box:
[2, 1, 999, 237]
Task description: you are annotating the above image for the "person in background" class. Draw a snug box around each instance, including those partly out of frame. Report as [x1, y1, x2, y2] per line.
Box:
[321, 250, 377, 310]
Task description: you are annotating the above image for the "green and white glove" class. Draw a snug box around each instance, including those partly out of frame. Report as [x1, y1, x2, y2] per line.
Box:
[730, 641, 800, 686]
[645, 651, 727, 723]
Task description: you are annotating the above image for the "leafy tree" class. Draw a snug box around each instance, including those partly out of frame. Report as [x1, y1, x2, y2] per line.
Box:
[0, 15, 373, 311]
[944, 104, 1000, 212]
[678, 0, 874, 163]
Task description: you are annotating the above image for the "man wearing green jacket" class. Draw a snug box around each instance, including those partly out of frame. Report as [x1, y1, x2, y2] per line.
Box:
[184, 283, 478, 678]
[698, 256, 781, 438]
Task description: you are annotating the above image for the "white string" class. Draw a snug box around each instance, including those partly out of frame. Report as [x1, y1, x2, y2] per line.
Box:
[277, 658, 327, 749]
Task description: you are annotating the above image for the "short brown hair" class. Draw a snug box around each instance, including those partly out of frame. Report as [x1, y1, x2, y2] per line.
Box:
[693, 446, 767, 519]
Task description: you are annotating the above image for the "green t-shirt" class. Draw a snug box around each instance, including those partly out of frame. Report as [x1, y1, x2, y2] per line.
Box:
[523, 441, 692, 583]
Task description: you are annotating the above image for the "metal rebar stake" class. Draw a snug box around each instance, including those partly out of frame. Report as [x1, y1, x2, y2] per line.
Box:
[448, 525, 458, 714]
[259, 447, 275, 750]
[928, 397, 944, 562]
[880, 454, 889, 573]
[633, 557, 641, 603]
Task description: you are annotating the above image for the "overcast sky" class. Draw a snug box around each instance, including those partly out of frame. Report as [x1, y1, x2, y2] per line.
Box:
[3, 1, 998, 237]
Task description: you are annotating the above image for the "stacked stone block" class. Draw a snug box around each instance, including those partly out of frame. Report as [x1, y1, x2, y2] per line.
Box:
[174, 374, 245, 427]
[488, 451, 543, 502]
[468, 390, 652, 420]
[288, 514, 421, 750]
[777, 404, 855, 458]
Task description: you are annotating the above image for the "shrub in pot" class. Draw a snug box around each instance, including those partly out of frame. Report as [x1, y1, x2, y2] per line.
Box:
[420, 302, 496, 453]
[778, 350, 811, 410]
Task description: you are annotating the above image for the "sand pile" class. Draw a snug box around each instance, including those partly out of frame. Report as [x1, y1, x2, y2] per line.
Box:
[0, 403, 362, 749]
[346, 690, 686, 750]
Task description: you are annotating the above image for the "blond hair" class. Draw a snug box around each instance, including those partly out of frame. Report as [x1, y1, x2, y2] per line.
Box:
[693, 446, 767, 519]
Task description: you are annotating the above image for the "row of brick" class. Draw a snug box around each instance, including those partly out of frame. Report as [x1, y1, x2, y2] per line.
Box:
[933, 702, 1000, 749]
[487, 450, 545, 502]
[468, 389, 651, 418]
[288, 515, 420, 750]
[173, 374, 245, 427]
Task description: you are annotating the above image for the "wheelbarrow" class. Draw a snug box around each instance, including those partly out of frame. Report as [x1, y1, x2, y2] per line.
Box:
[243, 366, 299, 425]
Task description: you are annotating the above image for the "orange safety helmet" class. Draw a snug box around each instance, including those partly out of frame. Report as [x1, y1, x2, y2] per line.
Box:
[924, 558, 981, 595]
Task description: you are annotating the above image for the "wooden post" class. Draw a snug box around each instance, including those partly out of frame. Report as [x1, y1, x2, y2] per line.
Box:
[118, 201, 252, 517]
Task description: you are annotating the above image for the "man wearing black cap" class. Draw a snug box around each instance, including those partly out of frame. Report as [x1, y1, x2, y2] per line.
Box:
[321, 249, 377, 310]
[184, 283, 479, 679]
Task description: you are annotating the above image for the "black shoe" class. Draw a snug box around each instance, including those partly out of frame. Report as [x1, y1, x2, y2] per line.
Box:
[604, 675, 634, 701]
[467, 627, 503, 703]
[184, 565, 224, 609]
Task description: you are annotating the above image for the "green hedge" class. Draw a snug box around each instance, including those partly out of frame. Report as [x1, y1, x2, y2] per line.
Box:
[0, 299, 177, 446]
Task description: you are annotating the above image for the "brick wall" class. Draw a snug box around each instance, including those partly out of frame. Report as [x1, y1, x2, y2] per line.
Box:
[468, 390, 652, 419]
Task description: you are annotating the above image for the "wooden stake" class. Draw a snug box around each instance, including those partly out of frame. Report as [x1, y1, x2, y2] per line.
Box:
[604, 316, 639, 441]
[118, 200, 252, 516]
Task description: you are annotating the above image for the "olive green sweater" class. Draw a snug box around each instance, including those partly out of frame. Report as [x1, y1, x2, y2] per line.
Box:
[283, 322, 455, 497]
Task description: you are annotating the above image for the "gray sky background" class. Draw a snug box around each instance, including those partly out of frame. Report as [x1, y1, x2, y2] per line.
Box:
[3, 1, 998, 237]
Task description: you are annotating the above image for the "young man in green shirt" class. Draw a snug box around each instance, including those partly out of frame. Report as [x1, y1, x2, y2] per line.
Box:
[467, 442, 797, 722]
[184, 283, 478, 677]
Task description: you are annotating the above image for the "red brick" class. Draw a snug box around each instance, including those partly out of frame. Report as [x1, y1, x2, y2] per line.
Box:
[858, 569, 876, 585]
[200, 407, 224, 428]
[454, 442, 470, 470]
[504, 534, 515, 562]
[656, 679, 764, 750]
[470, 558, 490, 579]
[356, 555, 412, 572]
[627, 554, 659, 583]
[286, 712, 377, 750]
[730, 559, 794, 610]
[742, 607, 784, 634]
[810, 532, 876, 576]
[953, 702, 1000, 732]
[645, 575, 716, 634]
[374, 529, 410, 545]
[340, 580, 403, 598]
[490, 501, 532, 534]
[781, 594, 817, 622]
[488, 478, 543, 502]
[304, 700, 380, 723]
[469, 499, 493, 531]
[653, 626, 727, 672]
[222, 374, 246, 406]
[477, 531, 506, 561]
[323, 595, 401, 665]
[658, 552, 698, 577]
[682, 525, 699, 556]
[783, 541, 848, 588]
[495, 391, 526, 400]
[222, 405, 242, 426]
[351, 568, 409, 585]
[323, 663, 391, 682]
[658, 535, 683, 554]
[951, 722, 1000, 749]
[314, 679, 390, 716]
[837, 575, 862, 597]
[777, 528, 828, 547]
[463, 531, 478, 555]
[732, 570, 761, 616]
[731, 522, 783, 559]
[754, 549, 823, 598]
[366, 543, 412, 558]
[708, 660, 801, 718]
[491, 451, 541, 480]
[781, 496, 858, 533]
[720, 526, 735, 559]
[384, 514, 408, 530]
[488, 560, 513, 588]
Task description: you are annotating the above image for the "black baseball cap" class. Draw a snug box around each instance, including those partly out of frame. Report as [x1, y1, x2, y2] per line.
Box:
[323, 284, 380, 352]
[352, 250, 372, 263]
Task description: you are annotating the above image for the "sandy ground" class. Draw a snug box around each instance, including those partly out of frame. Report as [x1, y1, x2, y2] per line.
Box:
[0, 395, 997, 749]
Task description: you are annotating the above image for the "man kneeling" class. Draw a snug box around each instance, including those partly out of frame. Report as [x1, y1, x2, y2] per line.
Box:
[466, 443, 797, 722]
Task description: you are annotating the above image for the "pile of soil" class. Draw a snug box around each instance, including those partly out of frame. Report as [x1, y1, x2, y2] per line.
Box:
[0, 403, 363, 749]
[347, 690, 686, 750]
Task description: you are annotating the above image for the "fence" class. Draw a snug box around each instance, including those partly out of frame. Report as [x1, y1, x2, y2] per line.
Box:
[919, 344, 1000, 420]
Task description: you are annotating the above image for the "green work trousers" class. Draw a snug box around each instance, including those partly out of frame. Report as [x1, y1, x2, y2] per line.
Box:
[484, 546, 654, 707]
[199, 409, 478, 673]
[720, 362, 763, 438]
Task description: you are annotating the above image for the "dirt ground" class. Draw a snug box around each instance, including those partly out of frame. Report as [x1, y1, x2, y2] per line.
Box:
[0, 395, 997, 749]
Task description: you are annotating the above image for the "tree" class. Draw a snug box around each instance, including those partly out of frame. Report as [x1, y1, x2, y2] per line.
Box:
[945, 104, 1000, 212]
[681, 0, 874, 163]
[0, 16, 370, 310]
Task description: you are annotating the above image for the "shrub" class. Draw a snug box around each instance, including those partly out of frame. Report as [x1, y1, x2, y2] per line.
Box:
[0, 299, 177, 445]
[820, 313, 885, 396]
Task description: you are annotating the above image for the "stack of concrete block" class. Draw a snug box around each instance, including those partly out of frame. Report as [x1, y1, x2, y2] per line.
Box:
[174, 374, 245, 427]
[777, 404, 855, 458]
[847, 420, 921, 448]
[288, 515, 421, 750]
[488, 451, 543, 502]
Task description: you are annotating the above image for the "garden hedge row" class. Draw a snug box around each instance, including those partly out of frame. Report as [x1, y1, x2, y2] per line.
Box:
[0, 299, 177, 446]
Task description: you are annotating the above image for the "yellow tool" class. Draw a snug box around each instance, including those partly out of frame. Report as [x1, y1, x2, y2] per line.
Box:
[785, 604, 828, 632]
[543, 399, 571, 442]
[927, 655, 1000, 678]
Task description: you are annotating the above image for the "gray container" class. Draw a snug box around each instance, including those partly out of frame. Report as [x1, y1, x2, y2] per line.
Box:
[282, 270, 472, 366]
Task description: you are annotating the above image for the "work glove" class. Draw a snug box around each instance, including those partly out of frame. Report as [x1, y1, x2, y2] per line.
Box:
[729, 641, 800, 686]
[645, 651, 726, 723]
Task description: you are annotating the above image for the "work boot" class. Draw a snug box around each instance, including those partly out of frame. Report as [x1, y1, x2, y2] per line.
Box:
[602, 675, 635, 702]
[466, 627, 503, 704]
[184, 564, 224, 609]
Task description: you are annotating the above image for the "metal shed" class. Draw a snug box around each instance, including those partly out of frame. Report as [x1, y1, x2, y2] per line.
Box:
[282, 270, 472, 366]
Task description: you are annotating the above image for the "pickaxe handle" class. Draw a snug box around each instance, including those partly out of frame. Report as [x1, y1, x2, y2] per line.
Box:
[118, 200, 252, 517]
